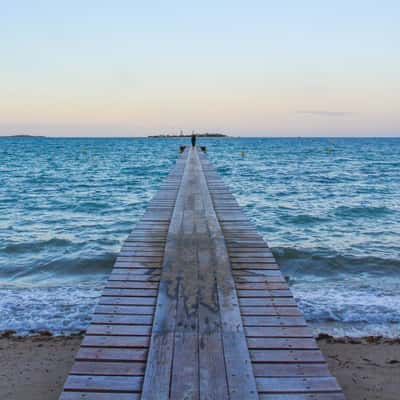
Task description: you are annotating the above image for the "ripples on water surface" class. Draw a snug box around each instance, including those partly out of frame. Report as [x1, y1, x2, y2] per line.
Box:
[1, 137, 399, 336]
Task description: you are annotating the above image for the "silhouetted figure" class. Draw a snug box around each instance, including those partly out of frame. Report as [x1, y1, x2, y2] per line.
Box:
[191, 133, 196, 147]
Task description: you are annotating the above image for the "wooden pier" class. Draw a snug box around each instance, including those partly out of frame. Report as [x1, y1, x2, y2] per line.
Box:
[60, 147, 345, 399]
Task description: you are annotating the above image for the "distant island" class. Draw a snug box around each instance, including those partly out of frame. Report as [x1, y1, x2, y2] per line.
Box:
[149, 132, 228, 138]
[1, 134, 46, 138]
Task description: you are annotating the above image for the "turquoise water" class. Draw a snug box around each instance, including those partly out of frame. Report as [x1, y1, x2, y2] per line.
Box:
[1, 137, 400, 336]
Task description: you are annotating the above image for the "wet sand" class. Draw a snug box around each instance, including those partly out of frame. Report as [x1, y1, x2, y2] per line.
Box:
[0, 335, 399, 400]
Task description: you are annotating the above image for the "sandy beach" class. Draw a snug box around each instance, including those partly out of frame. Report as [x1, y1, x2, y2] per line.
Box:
[0, 334, 398, 400]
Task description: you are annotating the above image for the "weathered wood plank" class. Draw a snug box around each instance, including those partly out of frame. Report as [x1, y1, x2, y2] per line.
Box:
[94, 305, 154, 315]
[86, 324, 151, 336]
[245, 326, 314, 338]
[198, 209, 229, 400]
[242, 316, 307, 327]
[60, 393, 139, 400]
[197, 151, 258, 400]
[240, 306, 301, 316]
[63, 375, 142, 392]
[82, 335, 150, 348]
[251, 349, 326, 363]
[98, 297, 156, 306]
[141, 151, 189, 399]
[90, 314, 153, 325]
[71, 361, 146, 376]
[247, 338, 318, 349]
[259, 394, 346, 400]
[253, 363, 331, 377]
[256, 377, 342, 393]
[102, 289, 157, 297]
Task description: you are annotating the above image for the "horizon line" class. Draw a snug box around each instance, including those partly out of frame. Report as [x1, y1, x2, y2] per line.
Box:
[2, 135, 400, 139]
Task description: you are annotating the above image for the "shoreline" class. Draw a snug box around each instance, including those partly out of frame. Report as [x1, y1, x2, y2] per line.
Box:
[1, 334, 399, 399]
[2, 328, 400, 343]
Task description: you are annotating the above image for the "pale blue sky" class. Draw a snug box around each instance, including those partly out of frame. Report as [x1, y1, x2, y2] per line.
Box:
[1, 1, 399, 136]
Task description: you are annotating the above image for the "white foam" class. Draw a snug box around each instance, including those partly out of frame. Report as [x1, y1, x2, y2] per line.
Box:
[0, 283, 102, 335]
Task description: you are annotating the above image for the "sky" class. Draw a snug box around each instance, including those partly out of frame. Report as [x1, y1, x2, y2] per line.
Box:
[0, 1, 399, 137]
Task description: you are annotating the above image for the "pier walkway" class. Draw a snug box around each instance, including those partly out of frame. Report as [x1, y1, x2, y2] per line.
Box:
[60, 147, 345, 399]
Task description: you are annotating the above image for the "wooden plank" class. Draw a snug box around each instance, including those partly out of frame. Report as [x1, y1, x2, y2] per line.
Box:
[108, 274, 160, 282]
[259, 394, 346, 400]
[236, 282, 289, 290]
[170, 208, 199, 400]
[251, 350, 326, 363]
[61, 393, 139, 400]
[235, 275, 286, 283]
[253, 363, 331, 377]
[71, 361, 146, 376]
[198, 212, 229, 400]
[113, 262, 161, 268]
[256, 377, 342, 393]
[230, 257, 277, 263]
[141, 151, 188, 399]
[232, 263, 280, 270]
[247, 338, 318, 349]
[141, 332, 175, 399]
[239, 298, 297, 307]
[233, 269, 284, 277]
[98, 297, 156, 306]
[105, 282, 159, 291]
[197, 150, 258, 400]
[82, 335, 150, 348]
[245, 325, 313, 338]
[238, 290, 292, 297]
[94, 305, 154, 315]
[63, 375, 142, 392]
[229, 252, 274, 257]
[171, 332, 199, 399]
[90, 314, 153, 325]
[240, 307, 301, 316]
[116, 256, 163, 262]
[110, 268, 160, 275]
[242, 316, 307, 327]
[103, 288, 157, 297]
[86, 324, 151, 336]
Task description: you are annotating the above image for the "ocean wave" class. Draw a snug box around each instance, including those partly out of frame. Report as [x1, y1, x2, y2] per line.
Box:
[275, 246, 400, 337]
[72, 201, 111, 212]
[273, 246, 400, 277]
[0, 284, 101, 335]
[333, 205, 392, 218]
[279, 214, 327, 224]
[1, 238, 73, 254]
[2, 253, 115, 282]
[292, 283, 400, 337]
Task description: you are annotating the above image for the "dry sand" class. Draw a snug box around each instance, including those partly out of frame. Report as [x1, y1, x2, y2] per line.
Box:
[0, 335, 80, 400]
[319, 337, 400, 400]
[0, 335, 399, 400]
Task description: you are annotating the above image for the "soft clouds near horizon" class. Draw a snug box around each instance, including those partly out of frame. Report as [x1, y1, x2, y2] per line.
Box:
[296, 111, 355, 117]
[1, 1, 399, 137]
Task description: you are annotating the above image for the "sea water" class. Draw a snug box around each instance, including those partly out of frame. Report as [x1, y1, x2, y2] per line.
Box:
[0, 137, 399, 336]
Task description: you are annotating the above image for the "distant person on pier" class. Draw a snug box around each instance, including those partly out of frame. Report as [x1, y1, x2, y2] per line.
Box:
[191, 133, 196, 147]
